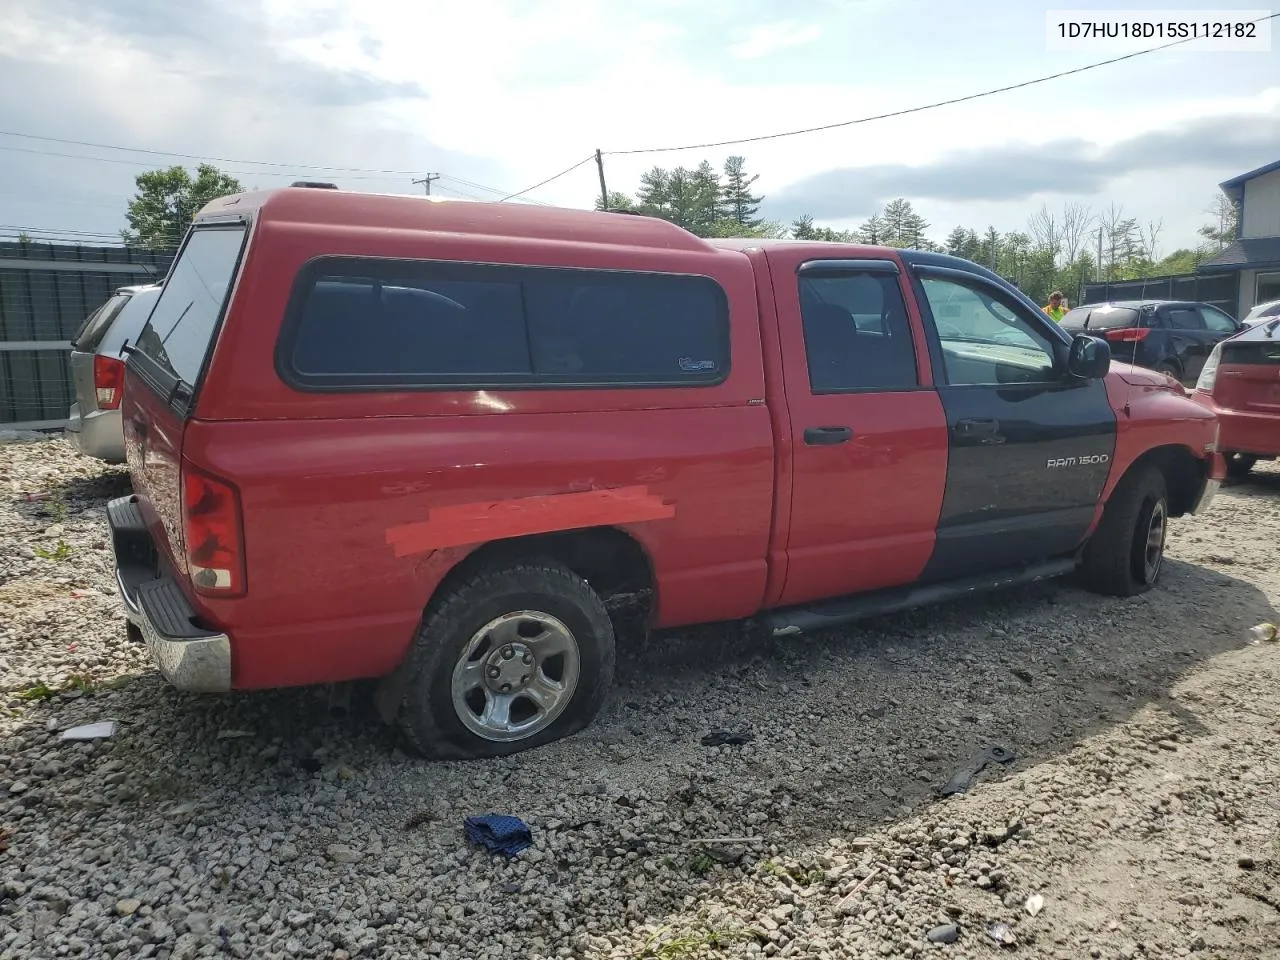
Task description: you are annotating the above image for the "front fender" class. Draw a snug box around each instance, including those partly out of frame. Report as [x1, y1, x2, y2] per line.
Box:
[1100, 369, 1221, 505]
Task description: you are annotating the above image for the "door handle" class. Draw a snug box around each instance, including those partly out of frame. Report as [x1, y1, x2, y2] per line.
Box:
[955, 417, 1001, 439]
[804, 425, 853, 445]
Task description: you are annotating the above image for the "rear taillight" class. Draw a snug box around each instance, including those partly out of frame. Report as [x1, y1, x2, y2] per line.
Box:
[1196, 344, 1222, 393]
[1102, 327, 1150, 343]
[93, 355, 125, 410]
[181, 465, 246, 597]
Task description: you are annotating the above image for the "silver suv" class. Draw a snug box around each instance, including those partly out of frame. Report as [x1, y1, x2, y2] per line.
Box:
[65, 283, 161, 462]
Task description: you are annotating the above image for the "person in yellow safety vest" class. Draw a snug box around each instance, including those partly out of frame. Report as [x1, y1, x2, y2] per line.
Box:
[1043, 291, 1068, 323]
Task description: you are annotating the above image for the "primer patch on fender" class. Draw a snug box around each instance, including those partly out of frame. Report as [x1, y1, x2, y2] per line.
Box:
[385, 485, 674, 558]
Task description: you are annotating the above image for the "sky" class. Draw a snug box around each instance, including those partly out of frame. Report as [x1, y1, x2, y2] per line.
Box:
[0, 0, 1277, 254]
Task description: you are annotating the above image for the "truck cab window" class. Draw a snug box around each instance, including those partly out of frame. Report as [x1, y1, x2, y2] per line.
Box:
[919, 276, 1057, 385]
[798, 271, 918, 392]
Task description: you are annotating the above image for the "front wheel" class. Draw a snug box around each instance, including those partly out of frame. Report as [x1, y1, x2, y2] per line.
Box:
[397, 560, 615, 759]
[1080, 467, 1169, 597]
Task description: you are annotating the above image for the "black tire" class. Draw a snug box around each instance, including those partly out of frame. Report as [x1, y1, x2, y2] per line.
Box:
[1080, 466, 1169, 597]
[1226, 453, 1257, 480]
[1155, 361, 1182, 382]
[397, 560, 615, 759]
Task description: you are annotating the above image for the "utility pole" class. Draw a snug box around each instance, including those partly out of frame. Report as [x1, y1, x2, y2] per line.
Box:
[413, 173, 440, 196]
[594, 149, 609, 211]
[1096, 225, 1104, 282]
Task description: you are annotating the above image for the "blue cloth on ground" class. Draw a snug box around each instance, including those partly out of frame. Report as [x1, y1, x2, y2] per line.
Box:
[464, 814, 533, 856]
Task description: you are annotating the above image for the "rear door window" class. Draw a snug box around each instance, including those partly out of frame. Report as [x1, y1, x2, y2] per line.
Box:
[72, 294, 129, 352]
[1222, 338, 1280, 365]
[797, 271, 919, 391]
[133, 226, 247, 389]
[1165, 307, 1206, 331]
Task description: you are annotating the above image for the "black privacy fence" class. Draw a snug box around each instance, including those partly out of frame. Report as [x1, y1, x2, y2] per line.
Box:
[1081, 272, 1238, 318]
[0, 241, 174, 428]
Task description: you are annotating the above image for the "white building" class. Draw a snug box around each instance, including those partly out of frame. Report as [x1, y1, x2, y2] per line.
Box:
[1200, 159, 1280, 318]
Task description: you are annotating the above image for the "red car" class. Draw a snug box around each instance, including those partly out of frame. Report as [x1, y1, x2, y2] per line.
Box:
[108, 186, 1224, 758]
[1193, 318, 1280, 478]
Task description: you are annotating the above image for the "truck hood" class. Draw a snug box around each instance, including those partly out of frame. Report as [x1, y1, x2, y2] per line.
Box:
[1109, 361, 1187, 393]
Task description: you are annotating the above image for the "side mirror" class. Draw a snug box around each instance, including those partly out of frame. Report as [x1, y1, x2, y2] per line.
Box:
[1068, 334, 1111, 379]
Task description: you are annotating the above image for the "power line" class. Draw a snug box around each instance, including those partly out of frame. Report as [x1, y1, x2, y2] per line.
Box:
[0, 140, 557, 206]
[605, 12, 1280, 155]
[432, 183, 486, 201]
[500, 155, 595, 202]
[437, 174, 554, 207]
[0, 129, 425, 176]
[0, 143, 414, 181]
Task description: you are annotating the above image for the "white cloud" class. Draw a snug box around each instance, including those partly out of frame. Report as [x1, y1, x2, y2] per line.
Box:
[0, 0, 1276, 252]
[727, 20, 823, 59]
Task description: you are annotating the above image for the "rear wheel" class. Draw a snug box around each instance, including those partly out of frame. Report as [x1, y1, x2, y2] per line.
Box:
[397, 560, 615, 759]
[1226, 453, 1257, 480]
[1155, 361, 1182, 382]
[1080, 466, 1169, 597]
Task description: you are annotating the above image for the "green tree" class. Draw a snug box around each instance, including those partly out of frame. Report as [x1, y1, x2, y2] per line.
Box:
[690, 160, 725, 234]
[1153, 248, 1205, 274]
[607, 156, 776, 239]
[703, 218, 788, 240]
[789, 215, 855, 242]
[636, 166, 672, 217]
[721, 156, 763, 228]
[790, 215, 818, 240]
[881, 198, 929, 247]
[943, 228, 983, 262]
[666, 168, 705, 231]
[595, 191, 637, 213]
[856, 212, 886, 245]
[981, 226, 1001, 268]
[124, 164, 243, 249]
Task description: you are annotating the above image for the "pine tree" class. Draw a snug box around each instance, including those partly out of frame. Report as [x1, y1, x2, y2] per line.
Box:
[857, 212, 886, 245]
[690, 160, 724, 234]
[982, 227, 1001, 269]
[880, 198, 930, 247]
[636, 167, 671, 219]
[664, 168, 700, 230]
[721, 156, 763, 227]
[594, 191, 636, 212]
[791, 215, 817, 240]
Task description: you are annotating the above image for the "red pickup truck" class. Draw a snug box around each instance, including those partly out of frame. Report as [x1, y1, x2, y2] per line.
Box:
[109, 186, 1224, 758]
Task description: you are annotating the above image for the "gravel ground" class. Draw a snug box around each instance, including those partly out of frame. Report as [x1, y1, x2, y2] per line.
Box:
[2, 436, 1279, 960]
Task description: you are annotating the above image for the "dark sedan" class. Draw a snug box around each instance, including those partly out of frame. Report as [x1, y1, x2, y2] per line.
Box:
[1060, 300, 1244, 384]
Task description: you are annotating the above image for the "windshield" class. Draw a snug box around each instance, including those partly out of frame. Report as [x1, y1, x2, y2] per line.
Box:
[1061, 305, 1140, 330]
[72, 293, 129, 351]
[133, 226, 247, 388]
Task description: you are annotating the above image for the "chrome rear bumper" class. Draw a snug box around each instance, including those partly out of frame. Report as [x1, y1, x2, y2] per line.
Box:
[108, 496, 231, 693]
